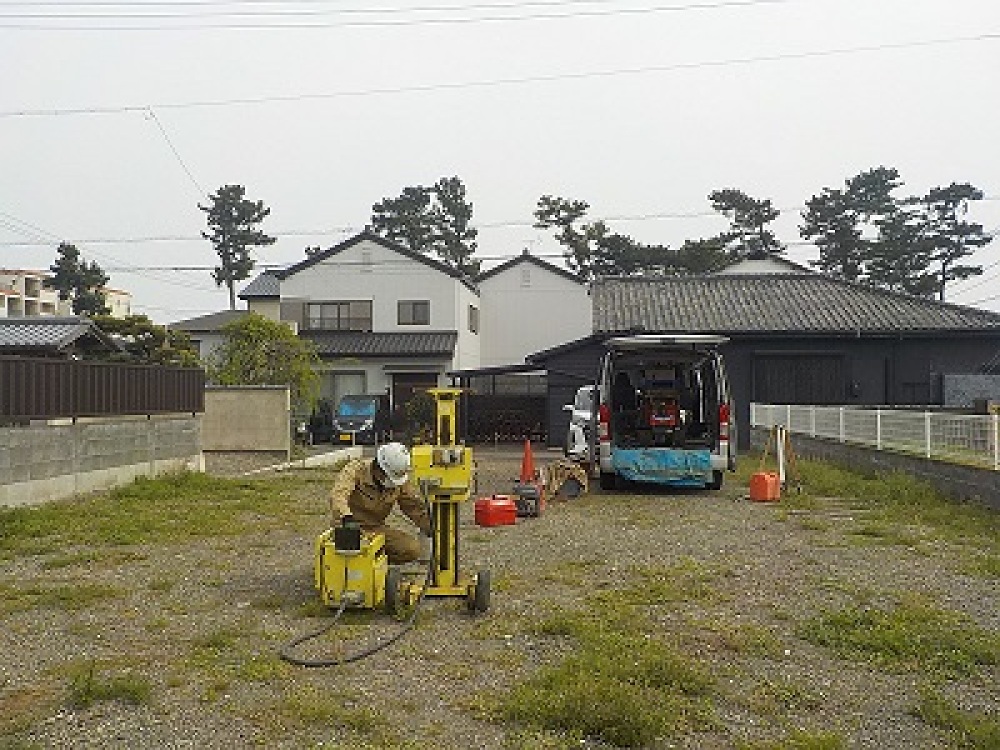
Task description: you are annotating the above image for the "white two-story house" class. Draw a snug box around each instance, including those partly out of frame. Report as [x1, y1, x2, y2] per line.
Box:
[240, 231, 482, 409]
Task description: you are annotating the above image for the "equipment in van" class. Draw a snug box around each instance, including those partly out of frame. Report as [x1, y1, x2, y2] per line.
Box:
[596, 335, 735, 491]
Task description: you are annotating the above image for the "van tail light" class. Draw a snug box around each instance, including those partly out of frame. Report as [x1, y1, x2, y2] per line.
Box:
[718, 402, 730, 441]
[598, 403, 611, 442]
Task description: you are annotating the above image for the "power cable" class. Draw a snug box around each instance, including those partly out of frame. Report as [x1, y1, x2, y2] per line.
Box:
[3, 32, 999, 117]
[0, 0, 799, 28]
[146, 108, 205, 196]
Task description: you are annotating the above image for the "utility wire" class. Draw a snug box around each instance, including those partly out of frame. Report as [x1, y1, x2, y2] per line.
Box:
[146, 108, 205, 196]
[3, 32, 999, 117]
[0, 0, 798, 28]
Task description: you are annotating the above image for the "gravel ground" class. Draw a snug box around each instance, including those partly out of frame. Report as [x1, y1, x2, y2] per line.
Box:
[1, 445, 996, 749]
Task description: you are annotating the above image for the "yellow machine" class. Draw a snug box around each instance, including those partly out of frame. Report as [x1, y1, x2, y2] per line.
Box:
[312, 387, 489, 615]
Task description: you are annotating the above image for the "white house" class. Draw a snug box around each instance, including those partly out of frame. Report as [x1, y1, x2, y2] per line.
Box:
[239, 231, 482, 408]
[474, 250, 591, 369]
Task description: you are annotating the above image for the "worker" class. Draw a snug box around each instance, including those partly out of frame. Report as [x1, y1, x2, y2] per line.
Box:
[328, 442, 432, 565]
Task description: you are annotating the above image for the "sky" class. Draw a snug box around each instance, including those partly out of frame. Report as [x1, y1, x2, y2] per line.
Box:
[2, 0, 999, 324]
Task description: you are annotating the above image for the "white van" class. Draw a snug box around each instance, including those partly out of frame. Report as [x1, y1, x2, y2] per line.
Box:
[596, 334, 735, 490]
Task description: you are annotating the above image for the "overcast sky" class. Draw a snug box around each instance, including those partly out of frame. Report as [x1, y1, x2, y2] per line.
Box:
[2, 0, 999, 324]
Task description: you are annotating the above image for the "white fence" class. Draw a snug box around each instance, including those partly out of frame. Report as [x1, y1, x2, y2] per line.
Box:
[751, 404, 1000, 471]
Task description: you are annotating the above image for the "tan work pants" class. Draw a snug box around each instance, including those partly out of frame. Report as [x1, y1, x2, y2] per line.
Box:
[369, 526, 422, 565]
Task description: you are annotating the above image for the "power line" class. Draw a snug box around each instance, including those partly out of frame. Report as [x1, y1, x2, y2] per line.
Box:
[146, 108, 205, 196]
[0, 0, 798, 28]
[3, 32, 999, 118]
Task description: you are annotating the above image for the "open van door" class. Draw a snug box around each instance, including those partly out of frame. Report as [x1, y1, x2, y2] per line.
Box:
[596, 334, 733, 490]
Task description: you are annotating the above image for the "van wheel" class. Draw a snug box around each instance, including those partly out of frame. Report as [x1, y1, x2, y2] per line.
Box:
[599, 472, 617, 491]
[707, 471, 723, 491]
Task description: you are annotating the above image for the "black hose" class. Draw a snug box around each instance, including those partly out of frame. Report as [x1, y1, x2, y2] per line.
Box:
[278, 485, 437, 668]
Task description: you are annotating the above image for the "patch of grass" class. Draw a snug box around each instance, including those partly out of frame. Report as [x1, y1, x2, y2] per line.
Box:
[502, 728, 584, 749]
[40, 548, 146, 570]
[744, 677, 824, 716]
[960, 552, 1000, 579]
[274, 686, 386, 732]
[846, 521, 920, 547]
[798, 598, 999, 677]
[910, 686, 1000, 749]
[0, 583, 122, 614]
[603, 558, 721, 607]
[794, 460, 999, 551]
[0, 471, 315, 555]
[67, 663, 152, 709]
[698, 619, 783, 657]
[493, 626, 714, 747]
[738, 729, 846, 750]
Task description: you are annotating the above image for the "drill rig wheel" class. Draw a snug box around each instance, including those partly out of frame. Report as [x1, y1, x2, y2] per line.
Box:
[385, 567, 402, 615]
[468, 569, 491, 613]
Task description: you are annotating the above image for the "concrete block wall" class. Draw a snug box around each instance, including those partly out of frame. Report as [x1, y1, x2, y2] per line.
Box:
[202, 386, 291, 455]
[0, 415, 202, 508]
[749, 427, 999, 510]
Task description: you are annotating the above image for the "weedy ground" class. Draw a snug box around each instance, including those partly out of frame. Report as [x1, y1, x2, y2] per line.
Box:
[0, 448, 996, 749]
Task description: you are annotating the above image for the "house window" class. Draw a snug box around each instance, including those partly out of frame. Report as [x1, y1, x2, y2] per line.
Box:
[468, 305, 479, 334]
[520, 266, 531, 287]
[361, 250, 373, 273]
[306, 301, 372, 331]
[398, 300, 430, 325]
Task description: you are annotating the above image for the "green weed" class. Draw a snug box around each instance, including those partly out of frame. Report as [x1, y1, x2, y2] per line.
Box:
[738, 729, 845, 750]
[744, 677, 824, 716]
[67, 663, 152, 709]
[0, 471, 314, 554]
[911, 686, 1000, 749]
[799, 598, 999, 677]
[494, 629, 714, 746]
[0, 583, 122, 614]
[275, 686, 385, 732]
[605, 558, 721, 606]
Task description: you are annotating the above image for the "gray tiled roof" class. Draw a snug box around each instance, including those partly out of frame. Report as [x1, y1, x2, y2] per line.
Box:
[301, 331, 458, 357]
[0, 316, 121, 352]
[169, 310, 248, 332]
[239, 272, 280, 299]
[593, 275, 1000, 334]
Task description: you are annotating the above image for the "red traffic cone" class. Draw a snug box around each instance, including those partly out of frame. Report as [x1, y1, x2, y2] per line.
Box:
[520, 438, 537, 483]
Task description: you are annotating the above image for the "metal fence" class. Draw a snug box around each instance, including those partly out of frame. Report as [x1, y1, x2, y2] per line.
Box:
[0, 355, 205, 421]
[751, 403, 1000, 471]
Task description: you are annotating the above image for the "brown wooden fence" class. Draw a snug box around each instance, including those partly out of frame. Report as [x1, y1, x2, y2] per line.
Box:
[0, 356, 204, 421]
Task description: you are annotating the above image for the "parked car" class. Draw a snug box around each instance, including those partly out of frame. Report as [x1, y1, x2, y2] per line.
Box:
[309, 395, 389, 445]
[562, 384, 595, 461]
[595, 334, 735, 491]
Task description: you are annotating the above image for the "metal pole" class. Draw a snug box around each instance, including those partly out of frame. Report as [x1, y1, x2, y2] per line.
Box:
[993, 413, 998, 471]
[924, 411, 932, 459]
[876, 408, 882, 451]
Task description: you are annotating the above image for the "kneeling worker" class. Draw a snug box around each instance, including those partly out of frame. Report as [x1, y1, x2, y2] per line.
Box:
[329, 442, 431, 565]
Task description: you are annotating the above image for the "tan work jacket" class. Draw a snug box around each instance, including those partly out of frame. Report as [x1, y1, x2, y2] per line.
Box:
[329, 458, 431, 535]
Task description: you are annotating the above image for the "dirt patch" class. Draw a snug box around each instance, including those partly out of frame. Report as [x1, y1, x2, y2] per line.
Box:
[1, 446, 996, 749]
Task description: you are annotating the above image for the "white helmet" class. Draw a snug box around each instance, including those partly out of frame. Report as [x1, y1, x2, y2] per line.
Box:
[376, 442, 411, 487]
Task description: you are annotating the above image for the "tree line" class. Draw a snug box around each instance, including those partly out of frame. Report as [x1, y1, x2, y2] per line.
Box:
[42, 165, 993, 342]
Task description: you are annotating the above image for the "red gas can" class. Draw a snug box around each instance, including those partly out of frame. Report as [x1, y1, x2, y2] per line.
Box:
[474, 495, 518, 527]
[749, 472, 781, 502]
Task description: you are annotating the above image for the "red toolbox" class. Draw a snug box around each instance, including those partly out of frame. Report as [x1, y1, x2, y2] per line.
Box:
[749, 471, 781, 502]
[474, 495, 518, 527]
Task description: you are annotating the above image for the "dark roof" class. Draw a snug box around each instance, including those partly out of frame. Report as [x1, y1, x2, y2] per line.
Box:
[0, 316, 122, 354]
[275, 231, 479, 294]
[239, 271, 280, 299]
[169, 310, 247, 333]
[301, 330, 458, 358]
[593, 274, 1000, 335]
[476, 251, 585, 285]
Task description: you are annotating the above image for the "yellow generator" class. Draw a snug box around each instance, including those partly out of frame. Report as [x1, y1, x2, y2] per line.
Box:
[314, 522, 388, 609]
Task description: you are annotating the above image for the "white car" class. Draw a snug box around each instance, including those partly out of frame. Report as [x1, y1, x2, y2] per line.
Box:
[562, 385, 595, 462]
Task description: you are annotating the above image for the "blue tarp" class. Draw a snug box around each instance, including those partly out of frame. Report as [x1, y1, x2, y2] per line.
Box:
[611, 447, 712, 487]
